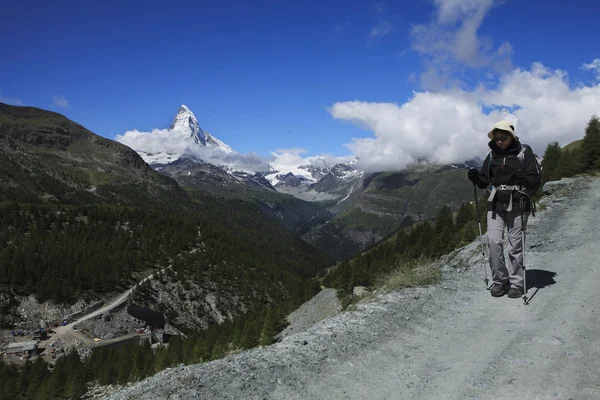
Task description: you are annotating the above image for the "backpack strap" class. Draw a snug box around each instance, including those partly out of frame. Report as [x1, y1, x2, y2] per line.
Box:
[487, 151, 493, 187]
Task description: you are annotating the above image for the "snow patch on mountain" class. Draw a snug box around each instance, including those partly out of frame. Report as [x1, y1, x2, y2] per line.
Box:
[116, 105, 234, 166]
[265, 155, 341, 187]
[117, 106, 363, 199]
[170, 104, 233, 154]
[265, 167, 317, 187]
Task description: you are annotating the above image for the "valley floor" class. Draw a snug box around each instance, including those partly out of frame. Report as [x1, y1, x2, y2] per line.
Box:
[106, 177, 600, 400]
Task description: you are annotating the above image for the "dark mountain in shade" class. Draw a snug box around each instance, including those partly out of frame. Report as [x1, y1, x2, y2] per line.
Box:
[0, 102, 188, 206]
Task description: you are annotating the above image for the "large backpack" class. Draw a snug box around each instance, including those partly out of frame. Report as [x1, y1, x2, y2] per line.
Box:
[517, 144, 543, 196]
[487, 144, 542, 189]
[487, 144, 542, 215]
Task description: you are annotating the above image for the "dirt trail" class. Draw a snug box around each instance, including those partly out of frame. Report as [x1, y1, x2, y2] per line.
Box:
[272, 178, 600, 400]
[106, 177, 600, 400]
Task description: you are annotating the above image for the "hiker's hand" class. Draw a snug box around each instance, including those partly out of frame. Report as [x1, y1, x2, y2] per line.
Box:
[514, 170, 528, 186]
[468, 168, 479, 183]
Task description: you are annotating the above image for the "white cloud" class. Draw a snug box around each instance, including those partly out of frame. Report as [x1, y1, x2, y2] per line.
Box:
[369, 2, 394, 39]
[411, 0, 512, 89]
[52, 96, 69, 108]
[330, 62, 600, 172]
[116, 127, 269, 171]
[205, 151, 270, 172]
[116, 127, 350, 176]
[117, 128, 184, 157]
[583, 58, 600, 80]
[370, 19, 394, 39]
[0, 93, 23, 105]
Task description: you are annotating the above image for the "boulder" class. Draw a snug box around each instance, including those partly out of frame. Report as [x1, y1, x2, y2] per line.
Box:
[352, 286, 369, 297]
[542, 178, 576, 195]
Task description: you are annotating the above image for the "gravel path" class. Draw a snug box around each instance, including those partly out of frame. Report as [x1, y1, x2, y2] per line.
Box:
[105, 177, 600, 400]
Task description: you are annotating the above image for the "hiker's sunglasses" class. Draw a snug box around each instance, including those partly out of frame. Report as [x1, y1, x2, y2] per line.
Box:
[494, 136, 510, 142]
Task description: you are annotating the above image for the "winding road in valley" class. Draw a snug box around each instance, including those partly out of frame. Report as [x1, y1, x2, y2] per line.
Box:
[40, 265, 171, 351]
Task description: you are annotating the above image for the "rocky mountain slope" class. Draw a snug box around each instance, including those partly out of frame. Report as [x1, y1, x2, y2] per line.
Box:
[105, 176, 600, 400]
[0, 103, 332, 336]
[301, 165, 476, 260]
[113, 104, 488, 263]
[0, 103, 187, 206]
[119, 105, 479, 261]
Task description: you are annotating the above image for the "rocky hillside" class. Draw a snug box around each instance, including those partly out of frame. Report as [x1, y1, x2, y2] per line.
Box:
[104, 176, 599, 400]
[302, 165, 476, 260]
[0, 103, 332, 336]
[0, 103, 187, 206]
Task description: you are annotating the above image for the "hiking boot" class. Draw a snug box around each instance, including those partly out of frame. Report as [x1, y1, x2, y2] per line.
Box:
[507, 287, 524, 298]
[490, 283, 506, 297]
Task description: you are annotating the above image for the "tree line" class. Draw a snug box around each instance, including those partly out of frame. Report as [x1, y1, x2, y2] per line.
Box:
[0, 195, 330, 308]
[540, 114, 600, 184]
[0, 193, 328, 398]
[323, 198, 487, 296]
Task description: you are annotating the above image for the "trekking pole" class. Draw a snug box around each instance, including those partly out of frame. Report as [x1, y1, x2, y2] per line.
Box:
[473, 183, 490, 289]
[520, 195, 529, 305]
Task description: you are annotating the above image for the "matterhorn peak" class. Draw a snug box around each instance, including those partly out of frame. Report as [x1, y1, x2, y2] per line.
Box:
[170, 104, 207, 147]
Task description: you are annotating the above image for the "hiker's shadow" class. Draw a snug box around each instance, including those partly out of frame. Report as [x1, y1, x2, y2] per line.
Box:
[525, 269, 557, 302]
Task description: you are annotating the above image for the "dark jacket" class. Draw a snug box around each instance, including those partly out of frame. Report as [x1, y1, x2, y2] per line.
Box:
[473, 139, 541, 212]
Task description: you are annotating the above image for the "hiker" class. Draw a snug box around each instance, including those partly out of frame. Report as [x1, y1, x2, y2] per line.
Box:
[467, 121, 541, 298]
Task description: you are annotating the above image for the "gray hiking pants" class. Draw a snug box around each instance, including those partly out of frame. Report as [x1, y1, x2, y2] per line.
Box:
[487, 209, 529, 289]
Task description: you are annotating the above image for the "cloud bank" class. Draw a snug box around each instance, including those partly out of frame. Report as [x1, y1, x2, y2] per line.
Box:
[116, 127, 271, 172]
[330, 62, 600, 172]
[116, 128, 350, 175]
[119, 62, 600, 176]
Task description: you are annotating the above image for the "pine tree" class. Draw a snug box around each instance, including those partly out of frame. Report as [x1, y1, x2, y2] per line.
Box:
[332, 262, 353, 294]
[434, 206, 454, 234]
[240, 317, 261, 349]
[415, 221, 434, 257]
[454, 203, 473, 232]
[192, 337, 211, 363]
[541, 141, 561, 184]
[395, 230, 408, 252]
[582, 115, 600, 171]
[557, 147, 584, 178]
[71, 366, 88, 399]
[0, 362, 20, 400]
[259, 308, 277, 346]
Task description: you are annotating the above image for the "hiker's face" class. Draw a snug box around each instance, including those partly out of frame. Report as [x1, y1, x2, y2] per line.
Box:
[493, 130, 513, 150]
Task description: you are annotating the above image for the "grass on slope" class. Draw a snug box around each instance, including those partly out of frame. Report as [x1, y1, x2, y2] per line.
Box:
[375, 260, 441, 291]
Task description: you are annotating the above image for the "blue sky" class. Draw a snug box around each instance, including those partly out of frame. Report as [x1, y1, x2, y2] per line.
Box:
[2, 0, 600, 170]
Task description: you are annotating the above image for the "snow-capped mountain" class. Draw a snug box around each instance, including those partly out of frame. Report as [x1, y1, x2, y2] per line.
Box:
[169, 105, 233, 152]
[153, 156, 276, 191]
[127, 105, 367, 200]
[137, 105, 233, 165]
[127, 105, 278, 192]
[265, 156, 332, 187]
[307, 158, 364, 196]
